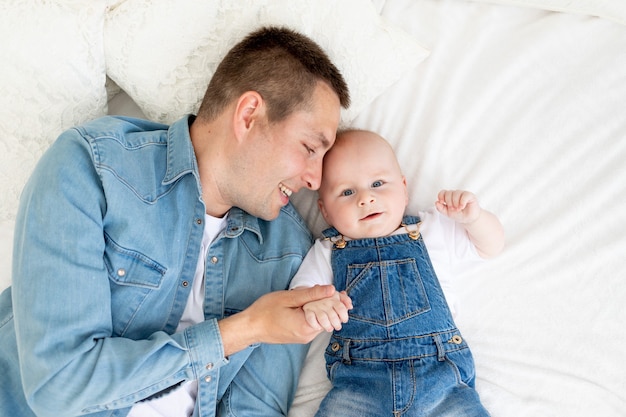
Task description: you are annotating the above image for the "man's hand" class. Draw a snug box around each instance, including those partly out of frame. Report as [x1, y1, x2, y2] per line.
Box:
[218, 285, 340, 357]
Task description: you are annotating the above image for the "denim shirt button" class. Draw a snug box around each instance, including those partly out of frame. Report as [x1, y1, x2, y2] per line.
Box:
[181, 281, 189, 287]
[204, 376, 212, 383]
[206, 363, 213, 370]
[210, 256, 218, 264]
[195, 218, 203, 225]
[116, 268, 126, 277]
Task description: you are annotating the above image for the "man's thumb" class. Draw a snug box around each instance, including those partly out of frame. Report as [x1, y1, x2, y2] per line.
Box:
[290, 285, 335, 306]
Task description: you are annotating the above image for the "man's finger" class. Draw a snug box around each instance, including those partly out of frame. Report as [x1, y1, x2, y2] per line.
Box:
[289, 285, 335, 307]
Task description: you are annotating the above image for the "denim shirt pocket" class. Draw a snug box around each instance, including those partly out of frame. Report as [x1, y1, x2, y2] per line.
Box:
[104, 235, 170, 336]
[104, 235, 167, 288]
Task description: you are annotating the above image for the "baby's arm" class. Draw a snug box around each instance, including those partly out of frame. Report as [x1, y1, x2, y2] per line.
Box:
[435, 189, 505, 258]
[292, 288, 353, 332]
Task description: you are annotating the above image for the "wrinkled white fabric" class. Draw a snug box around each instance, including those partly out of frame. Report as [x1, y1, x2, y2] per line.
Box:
[104, 0, 429, 125]
[466, 0, 626, 26]
[289, 1, 626, 416]
[0, 0, 107, 223]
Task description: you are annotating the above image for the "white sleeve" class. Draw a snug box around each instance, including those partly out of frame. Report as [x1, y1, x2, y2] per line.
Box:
[419, 208, 484, 318]
[288, 239, 334, 289]
[419, 207, 482, 265]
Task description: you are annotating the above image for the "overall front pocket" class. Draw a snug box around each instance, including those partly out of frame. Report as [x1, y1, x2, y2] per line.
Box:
[346, 258, 431, 327]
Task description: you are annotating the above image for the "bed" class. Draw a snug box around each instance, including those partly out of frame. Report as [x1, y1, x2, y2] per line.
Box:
[1, 0, 625, 416]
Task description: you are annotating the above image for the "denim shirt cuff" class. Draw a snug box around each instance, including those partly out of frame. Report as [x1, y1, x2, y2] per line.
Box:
[181, 318, 229, 379]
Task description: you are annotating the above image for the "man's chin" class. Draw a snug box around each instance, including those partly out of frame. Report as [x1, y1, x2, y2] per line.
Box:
[248, 206, 282, 221]
[259, 213, 280, 221]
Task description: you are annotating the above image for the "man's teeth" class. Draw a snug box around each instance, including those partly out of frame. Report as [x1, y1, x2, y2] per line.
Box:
[279, 184, 292, 197]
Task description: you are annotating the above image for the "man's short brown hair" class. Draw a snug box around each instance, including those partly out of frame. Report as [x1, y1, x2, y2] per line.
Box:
[197, 26, 350, 123]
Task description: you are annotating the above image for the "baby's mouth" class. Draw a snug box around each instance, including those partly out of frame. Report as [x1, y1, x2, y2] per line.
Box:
[362, 212, 382, 221]
[279, 183, 293, 197]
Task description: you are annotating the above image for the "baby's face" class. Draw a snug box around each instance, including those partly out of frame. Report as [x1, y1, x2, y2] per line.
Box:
[318, 131, 408, 239]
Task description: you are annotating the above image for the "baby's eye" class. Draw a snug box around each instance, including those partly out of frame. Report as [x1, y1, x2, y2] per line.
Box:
[341, 189, 354, 197]
[372, 180, 383, 188]
[304, 144, 315, 155]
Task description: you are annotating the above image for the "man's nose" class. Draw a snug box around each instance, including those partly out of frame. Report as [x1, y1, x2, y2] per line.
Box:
[304, 159, 322, 190]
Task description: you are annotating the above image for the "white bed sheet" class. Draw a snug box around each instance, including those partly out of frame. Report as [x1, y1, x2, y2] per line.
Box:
[287, 1, 626, 416]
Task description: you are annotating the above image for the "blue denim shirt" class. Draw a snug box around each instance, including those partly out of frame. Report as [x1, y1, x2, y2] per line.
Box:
[0, 115, 313, 417]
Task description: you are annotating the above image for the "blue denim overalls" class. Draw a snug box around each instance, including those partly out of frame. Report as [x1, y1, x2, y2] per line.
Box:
[315, 216, 490, 417]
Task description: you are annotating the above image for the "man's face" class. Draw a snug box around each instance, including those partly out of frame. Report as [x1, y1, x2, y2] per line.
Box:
[232, 82, 341, 220]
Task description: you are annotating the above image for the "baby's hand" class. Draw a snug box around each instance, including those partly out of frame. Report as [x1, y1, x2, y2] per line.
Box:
[302, 291, 352, 332]
[435, 190, 481, 224]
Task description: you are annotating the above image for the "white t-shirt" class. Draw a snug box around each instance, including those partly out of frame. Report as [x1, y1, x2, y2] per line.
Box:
[289, 208, 483, 318]
[128, 213, 227, 417]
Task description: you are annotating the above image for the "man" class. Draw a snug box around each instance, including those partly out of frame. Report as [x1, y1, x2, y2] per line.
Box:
[0, 26, 350, 417]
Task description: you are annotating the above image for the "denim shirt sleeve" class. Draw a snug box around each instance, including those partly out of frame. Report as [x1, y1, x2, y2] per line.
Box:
[11, 122, 228, 416]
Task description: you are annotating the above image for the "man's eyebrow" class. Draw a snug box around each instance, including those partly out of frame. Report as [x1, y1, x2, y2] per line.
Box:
[316, 133, 331, 149]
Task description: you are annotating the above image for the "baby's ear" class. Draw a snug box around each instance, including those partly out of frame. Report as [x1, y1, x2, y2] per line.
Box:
[317, 199, 330, 223]
[402, 175, 409, 206]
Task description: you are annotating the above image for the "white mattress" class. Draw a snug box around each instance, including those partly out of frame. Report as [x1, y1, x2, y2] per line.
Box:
[287, 1, 626, 416]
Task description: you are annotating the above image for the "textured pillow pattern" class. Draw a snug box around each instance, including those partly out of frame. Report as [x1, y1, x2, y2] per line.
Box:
[0, 0, 108, 222]
[104, 0, 429, 125]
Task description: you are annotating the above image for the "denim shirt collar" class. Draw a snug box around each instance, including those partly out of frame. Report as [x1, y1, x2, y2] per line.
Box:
[225, 207, 263, 244]
[163, 115, 198, 185]
[165, 115, 264, 243]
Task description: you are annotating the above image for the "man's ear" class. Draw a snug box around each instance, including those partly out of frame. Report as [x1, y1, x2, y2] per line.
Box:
[233, 91, 264, 140]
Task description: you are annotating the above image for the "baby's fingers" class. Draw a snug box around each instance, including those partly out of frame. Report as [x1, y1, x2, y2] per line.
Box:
[303, 309, 322, 331]
[314, 311, 343, 332]
[338, 291, 353, 310]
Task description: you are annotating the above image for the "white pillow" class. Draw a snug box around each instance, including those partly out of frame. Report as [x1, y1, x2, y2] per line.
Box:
[0, 0, 108, 224]
[104, 0, 429, 125]
[465, 0, 626, 26]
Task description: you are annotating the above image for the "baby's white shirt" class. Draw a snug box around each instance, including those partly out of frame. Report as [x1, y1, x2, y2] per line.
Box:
[289, 208, 483, 318]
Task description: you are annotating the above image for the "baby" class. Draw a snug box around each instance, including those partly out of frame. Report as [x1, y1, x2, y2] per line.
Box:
[290, 129, 504, 416]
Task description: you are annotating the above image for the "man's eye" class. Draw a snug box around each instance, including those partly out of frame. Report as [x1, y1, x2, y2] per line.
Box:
[372, 180, 383, 188]
[341, 189, 354, 197]
[304, 144, 315, 155]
